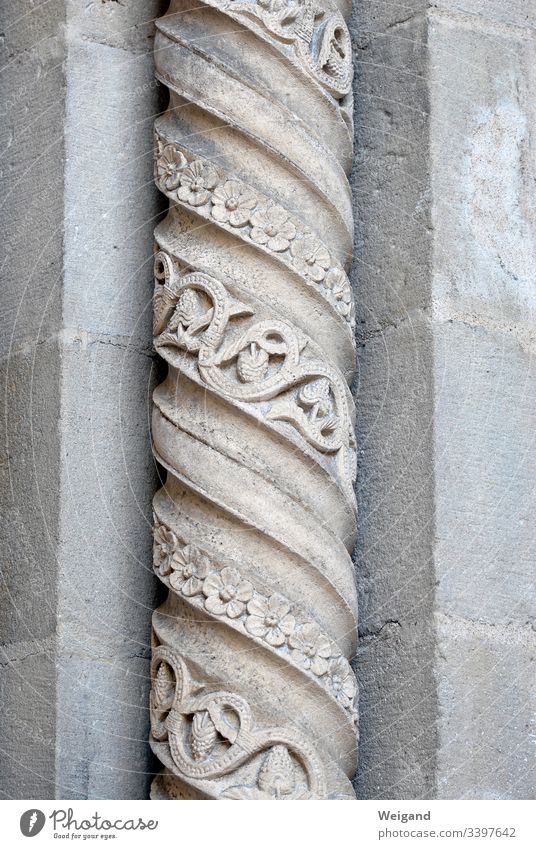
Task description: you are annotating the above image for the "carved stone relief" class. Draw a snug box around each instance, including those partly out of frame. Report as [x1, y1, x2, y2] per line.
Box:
[151, 0, 357, 799]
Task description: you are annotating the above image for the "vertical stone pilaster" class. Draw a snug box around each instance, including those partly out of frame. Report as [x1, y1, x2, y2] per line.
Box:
[352, 0, 536, 799]
[0, 0, 66, 800]
[0, 0, 166, 799]
[430, 0, 536, 798]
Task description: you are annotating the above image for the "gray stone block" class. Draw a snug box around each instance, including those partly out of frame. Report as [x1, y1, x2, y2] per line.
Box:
[62, 36, 164, 346]
[352, 0, 536, 800]
[429, 12, 536, 346]
[436, 613, 536, 799]
[355, 620, 437, 798]
[0, 342, 61, 647]
[0, 644, 56, 799]
[54, 333, 159, 798]
[351, 7, 432, 341]
[432, 1, 536, 30]
[434, 321, 536, 627]
[56, 654, 153, 800]
[1, 0, 534, 801]
[353, 314, 438, 798]
[0, 1, 164, 799]
[0, 0, 65, 360]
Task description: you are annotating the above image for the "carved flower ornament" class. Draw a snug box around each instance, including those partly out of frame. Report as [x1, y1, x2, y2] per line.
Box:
[152, 521, 359, 721]
[289, 621, 332, 676]
[178, 160, 219, 206]
[154, 150, 353, 325]
[250, 205, 297, 252]
[327, 656, 357, 708]
[153, 523, 178, 577]
[290, 234, 331, 281]
[211, 179, 257, 227]
[169, 545, 211, 597]
[245, 593, 296, 646]
[203, 566, 254, 618]
[156, 144, 186, 191]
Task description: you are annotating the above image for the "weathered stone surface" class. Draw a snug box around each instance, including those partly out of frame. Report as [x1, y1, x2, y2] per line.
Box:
[429, 6, 536, 799]
[56, 342, 158, 798]
[352, 0, 536, 800]
[432, 0, 536, 30]
[0, 0, 65, 360]
[1, 0, 534, 802]
[350, 0, 438, 800]
[66, 0, 165, 53]
[56, 654, 153, 799]
[352, 314, 437, 799]
[0, 0, 165, 799]
[436, 613, 536, 799]
[0, 0, 65, 798]
[434, 323, 536, 627]
[0, 351, 59, 792]
[0, 645, 57, 798]
[429, 10, 536, 342]
[0, 343, 61, 647]
[351, 4, 431, 339]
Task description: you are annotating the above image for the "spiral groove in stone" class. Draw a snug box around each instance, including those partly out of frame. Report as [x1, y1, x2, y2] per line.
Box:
[150, 0, 357, 799]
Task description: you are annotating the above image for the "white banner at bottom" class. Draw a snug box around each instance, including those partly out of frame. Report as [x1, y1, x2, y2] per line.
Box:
[2, 799, 534, 849]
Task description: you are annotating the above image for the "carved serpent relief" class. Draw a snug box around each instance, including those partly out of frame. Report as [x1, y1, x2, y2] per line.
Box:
[150, 648, 328, 799]
[151, 0, 357, 799]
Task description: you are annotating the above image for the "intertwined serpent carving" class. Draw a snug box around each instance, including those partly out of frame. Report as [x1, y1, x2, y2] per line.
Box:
[150, 0, 357, 799]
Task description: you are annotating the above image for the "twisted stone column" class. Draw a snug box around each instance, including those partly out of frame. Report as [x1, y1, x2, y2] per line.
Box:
[150, 0, 357, 799]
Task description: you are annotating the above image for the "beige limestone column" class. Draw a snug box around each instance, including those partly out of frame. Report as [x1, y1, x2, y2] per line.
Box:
[149, 0, 359, 799]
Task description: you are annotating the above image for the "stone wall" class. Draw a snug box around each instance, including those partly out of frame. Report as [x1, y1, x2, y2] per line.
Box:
[0, 0, 65, 800]
[0, 0, 167, 799]
[351, 0, 536, 799]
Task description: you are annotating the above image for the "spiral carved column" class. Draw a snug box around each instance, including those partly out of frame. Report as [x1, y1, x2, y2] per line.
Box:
[150, 0, 357, 799]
